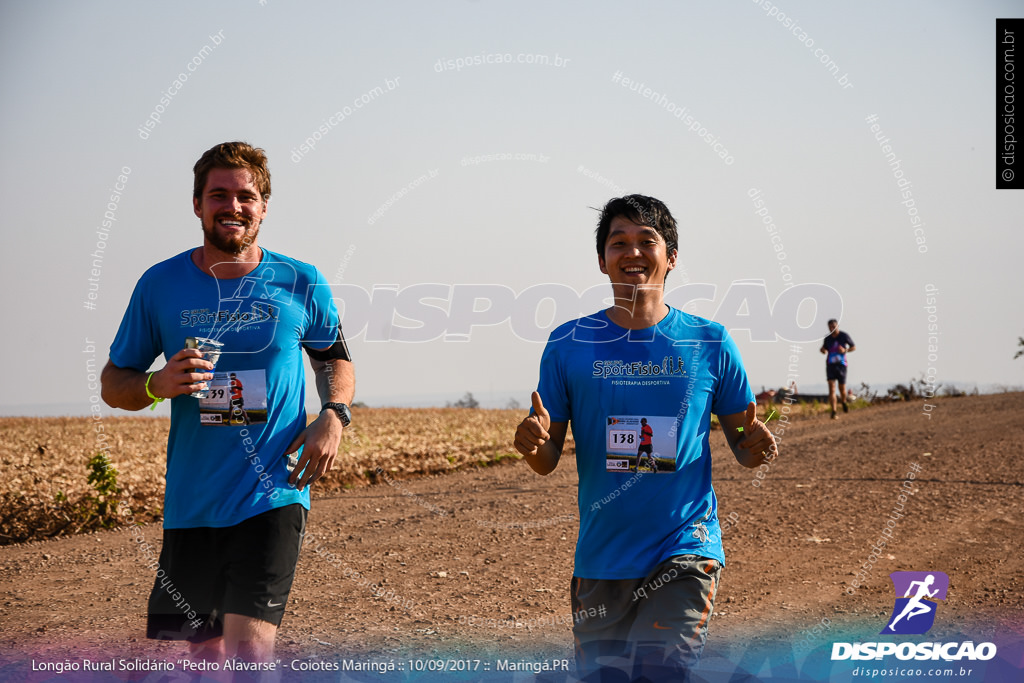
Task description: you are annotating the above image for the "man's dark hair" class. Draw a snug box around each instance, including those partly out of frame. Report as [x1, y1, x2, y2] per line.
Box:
[828, 318, 838, 326]
[595, 194, 678, 260]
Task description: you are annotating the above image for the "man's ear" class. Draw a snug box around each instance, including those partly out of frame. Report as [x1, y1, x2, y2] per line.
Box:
[598, 255, 607, 275]
[666, 248, 678, 271]
[193, 196, 202, 219]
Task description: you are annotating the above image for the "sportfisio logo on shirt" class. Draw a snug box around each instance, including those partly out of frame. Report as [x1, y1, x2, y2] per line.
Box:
[592, 356, 689, 379]
[179, 305, 279, 328]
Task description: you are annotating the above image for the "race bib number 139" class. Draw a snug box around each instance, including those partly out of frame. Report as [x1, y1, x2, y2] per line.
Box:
[199, 369, 268, 426]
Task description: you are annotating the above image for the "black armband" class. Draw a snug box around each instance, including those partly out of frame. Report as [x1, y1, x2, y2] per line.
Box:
[303, 325, 352, 362]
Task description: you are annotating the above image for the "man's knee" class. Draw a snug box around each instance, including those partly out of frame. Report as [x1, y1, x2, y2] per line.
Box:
[188, 636, 226, 661]
[223, 613, 278, 648]
[223, 614, 277, 662]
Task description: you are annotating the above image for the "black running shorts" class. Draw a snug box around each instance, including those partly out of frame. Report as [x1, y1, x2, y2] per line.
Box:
[146, 503, 307, 643]
[826, 363, 848, 383]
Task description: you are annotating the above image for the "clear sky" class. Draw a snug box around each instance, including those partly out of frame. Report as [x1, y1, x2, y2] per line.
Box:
[1, 0, 1021, 414]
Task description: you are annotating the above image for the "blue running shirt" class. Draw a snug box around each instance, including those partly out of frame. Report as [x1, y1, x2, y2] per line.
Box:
[537, 307, 753, 579]
[110, 249, 339, 529]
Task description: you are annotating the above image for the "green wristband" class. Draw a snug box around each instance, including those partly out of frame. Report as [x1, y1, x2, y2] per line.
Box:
[145, 372, 165, 411]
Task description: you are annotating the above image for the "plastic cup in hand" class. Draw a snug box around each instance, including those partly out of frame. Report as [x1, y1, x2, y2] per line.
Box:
[185, 337, 223, 398]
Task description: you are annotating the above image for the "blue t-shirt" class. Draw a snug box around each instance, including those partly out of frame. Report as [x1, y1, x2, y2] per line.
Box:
[110, 249, 340, 529]
[537, 307, 754, 579]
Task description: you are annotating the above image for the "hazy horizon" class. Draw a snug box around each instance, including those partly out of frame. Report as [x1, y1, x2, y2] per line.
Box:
[2, 1, 1021, 419]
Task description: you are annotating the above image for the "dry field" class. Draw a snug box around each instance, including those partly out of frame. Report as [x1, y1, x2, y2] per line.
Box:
[0, 408, 543, 545]
[0, 401, 843, 546]
[1, 395, 1022, 682]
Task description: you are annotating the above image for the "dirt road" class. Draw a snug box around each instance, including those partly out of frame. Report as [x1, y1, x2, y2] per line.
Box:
[2, 394, 1022, 681]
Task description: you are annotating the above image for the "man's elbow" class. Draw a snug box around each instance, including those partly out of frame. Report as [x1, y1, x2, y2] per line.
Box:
[100, 381, 124, 410]
[99, 366, 116, 408]
[100, 363, 130, 410]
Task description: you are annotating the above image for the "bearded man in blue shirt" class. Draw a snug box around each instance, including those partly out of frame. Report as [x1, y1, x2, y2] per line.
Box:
[102, 141, 355, 665]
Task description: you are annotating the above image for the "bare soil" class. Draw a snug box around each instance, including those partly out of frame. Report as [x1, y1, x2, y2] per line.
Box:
[1, 394, 1022, 680]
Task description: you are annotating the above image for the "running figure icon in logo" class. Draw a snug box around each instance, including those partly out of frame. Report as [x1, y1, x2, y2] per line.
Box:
[881, 571, 949, 635]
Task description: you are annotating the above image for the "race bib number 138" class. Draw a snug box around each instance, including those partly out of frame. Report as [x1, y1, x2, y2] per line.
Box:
[605, 415, 679, 473]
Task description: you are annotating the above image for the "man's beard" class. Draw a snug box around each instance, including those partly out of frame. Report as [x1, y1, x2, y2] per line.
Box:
[204, 218, 260, 255]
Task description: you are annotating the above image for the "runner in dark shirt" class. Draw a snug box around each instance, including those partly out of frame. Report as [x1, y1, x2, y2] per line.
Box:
[820, 319, 856, 419]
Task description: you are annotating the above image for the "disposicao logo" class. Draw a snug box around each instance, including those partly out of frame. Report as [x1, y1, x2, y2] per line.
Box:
[831, 570, 997, 663]
[881, 571, 948, 635]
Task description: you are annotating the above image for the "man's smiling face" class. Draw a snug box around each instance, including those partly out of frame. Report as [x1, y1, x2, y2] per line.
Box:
[599, 215, 677, 288]
[193, 167, 268, 255]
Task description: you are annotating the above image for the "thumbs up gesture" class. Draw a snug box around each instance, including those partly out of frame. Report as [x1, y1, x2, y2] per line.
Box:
[514, 391, 551, 457]
[736, 401, 778, 464]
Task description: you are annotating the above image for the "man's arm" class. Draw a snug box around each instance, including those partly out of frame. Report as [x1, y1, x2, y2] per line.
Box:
[521, 422, 568, 475]
[513, 391, 567, 475]
[718, 402, 778, 469]
[284, 358, 355, 491]
[100, 350, 214, 410]
[312, 357, 355, 406]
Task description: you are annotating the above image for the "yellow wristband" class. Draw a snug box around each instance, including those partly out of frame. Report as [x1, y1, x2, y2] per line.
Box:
[145, 372, 165, 411]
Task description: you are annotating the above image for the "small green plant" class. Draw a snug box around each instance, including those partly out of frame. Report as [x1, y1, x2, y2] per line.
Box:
[83, 452, 122, 529]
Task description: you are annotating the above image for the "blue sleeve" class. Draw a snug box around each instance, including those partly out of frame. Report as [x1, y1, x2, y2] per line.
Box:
[711, 329, 754, 416]
[109, 275, 162, 371]
[300, 267, 340, 347]
[536, 339, 570, 423]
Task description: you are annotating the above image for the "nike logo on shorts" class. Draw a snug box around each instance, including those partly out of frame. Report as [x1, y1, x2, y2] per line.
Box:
[267, 600, 283, 608]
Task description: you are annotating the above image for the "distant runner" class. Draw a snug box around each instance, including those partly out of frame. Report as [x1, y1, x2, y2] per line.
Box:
[820, 319, 856, 419]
